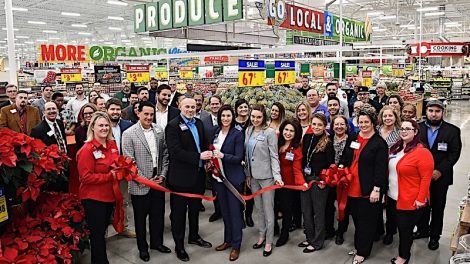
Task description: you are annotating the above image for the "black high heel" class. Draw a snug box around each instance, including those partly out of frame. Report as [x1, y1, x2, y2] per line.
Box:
[252, 240, 265, 249]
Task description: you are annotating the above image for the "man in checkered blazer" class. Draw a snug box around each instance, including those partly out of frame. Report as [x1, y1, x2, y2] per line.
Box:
[122, 101, 171, 262]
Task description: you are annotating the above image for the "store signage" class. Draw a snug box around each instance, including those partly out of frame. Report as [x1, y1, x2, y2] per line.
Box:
[154, 67, 169, 80]
[223, 65, 238, 78]
[204, 56, 229, 64]
[126, 65, 150, 83]
[292, 36, 353, 46]
[95, 66, 122, 84]
[382, 65, 392, 76]
[238, 60, 265, 87]
[60, 68, 82, 83]
[0, 187, 8, 223]
[362, 70, 372, 87]
[407, 42, 469, 57]
[268, 3, 323, 34]
[179, 67, 194, 79]
[345, 65, 358, 76]
[198, 66, 215, 78]
[274, 61, 296, 85]
[300, 63, 310, 76]
[332, 15, 370, 41]
[134, 0, 244, 33]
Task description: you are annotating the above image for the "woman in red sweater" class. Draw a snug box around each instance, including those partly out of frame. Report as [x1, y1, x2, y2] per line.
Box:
[388, 119, 433, 264]
[275, 119, 306, 247]
[77, 112, 120, 264]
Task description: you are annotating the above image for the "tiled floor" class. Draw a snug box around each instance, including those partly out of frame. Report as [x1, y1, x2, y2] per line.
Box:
[80, 100, 470, 264]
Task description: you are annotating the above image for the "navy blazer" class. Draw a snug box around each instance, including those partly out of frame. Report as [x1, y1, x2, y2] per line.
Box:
[119, 119, 133, 134]
[212, 126, 245, 185]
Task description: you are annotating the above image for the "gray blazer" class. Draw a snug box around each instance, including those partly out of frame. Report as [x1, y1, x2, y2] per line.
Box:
[122, 122, 169, 196]
[244, 126, 281, 182]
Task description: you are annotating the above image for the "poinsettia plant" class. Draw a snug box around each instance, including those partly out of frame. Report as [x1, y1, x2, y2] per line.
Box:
[0, 128, 69, 204]
[0, 192, 89, 264]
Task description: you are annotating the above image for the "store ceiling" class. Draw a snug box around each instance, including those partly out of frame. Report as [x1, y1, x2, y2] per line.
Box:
[0, 0, 469, 60]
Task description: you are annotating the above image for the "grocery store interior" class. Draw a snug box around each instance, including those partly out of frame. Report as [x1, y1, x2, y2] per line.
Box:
[1, 0, 470, 263]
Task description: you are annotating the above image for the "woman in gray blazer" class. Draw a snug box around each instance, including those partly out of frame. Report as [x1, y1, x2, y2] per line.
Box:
[245, 105, 284, 257]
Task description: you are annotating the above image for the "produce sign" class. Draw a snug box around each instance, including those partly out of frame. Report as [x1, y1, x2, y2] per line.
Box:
[238, 60, 265, 87]
[95, 65, 122, 84]
[198, 66, 215, 78]
[134, 0, 243, 33]
[407, 42, 470, 57]
[126, 65, 150, 83]
[274, 61, 296, 85]
[223, 65, 238, 78]
[392, 64, 405, 77]
[154, 67, 169, 80]
[60, 68, 82, 83]
[362, 70, 372, 87]
[345, 65, 358, 76]
[179, 67, 194, 79]
[330, 15, 371, 41]
[268, 2, 324, 34]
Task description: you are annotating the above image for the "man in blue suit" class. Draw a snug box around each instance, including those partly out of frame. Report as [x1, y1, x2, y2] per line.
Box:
[106, 98, 135, 238]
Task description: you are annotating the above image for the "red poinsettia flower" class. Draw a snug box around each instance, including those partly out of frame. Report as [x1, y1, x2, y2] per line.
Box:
[0, 145, 17, 167]
[0, 247, 37, 264]
[19, 174, 46, 202]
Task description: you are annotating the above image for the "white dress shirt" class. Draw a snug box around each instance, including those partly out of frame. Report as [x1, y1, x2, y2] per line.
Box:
[388, 150, 405, 200]
[140, 123, 157, 168]
[155, 105, 169, 130]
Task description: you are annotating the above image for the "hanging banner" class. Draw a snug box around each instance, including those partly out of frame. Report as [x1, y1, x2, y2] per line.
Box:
[60, 68, 82, 83]
[268, 3, 324, 34]
[407, 42, 469, 57]
[274, 61, 296, 85]
[238, 60, 265, 87]
[332, 15, 370, 41]
[300, 63, 310, 77]
[126, 65, 150, 83]
[95, 66, 122, 84]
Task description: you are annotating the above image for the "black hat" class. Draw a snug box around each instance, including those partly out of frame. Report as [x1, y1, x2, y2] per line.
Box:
[358, 86, 369, 93]
[426, 100, 444, 109]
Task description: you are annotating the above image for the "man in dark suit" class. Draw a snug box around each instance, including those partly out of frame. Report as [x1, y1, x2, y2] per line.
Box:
[154, 84, 180, 130]
[0, 84, 17, 110]
[168, 79, 182, 108]
[415, 100, 462, 250]
[356, 86, 382, 113]
[201, 95, 222, 222]
[165, 97, 213, 262]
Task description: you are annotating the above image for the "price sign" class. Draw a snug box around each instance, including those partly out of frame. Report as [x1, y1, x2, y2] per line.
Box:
[127, 72, 150, 83]
[60, 68, 82, 83]
[362, 78, 373, 88]
[155, 71, 168, 80]
[0, 187, 8, 223]
[275, 71, 296, 85]
[179, 70, 194, 79]
[392, 69, 405, 77]
[238, 71, 265, 87]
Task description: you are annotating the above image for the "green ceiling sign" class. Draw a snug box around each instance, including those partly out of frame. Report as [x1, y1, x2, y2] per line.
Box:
[134, 0, 243, 32]
[332, 15, 371, 41]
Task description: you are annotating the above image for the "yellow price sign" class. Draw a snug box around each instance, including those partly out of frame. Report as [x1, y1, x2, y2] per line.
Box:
[127, 72, 150, 83]
[61, 73, 82, 83]
[179, 70, 194, 79]
[362, 77, 373, 88]
[275, 71, 296, 85]
[155, 71, 168, 80]
[0, 188, 8, 223]
[238, 71, 265, 87]
[392, 69, 405, 77]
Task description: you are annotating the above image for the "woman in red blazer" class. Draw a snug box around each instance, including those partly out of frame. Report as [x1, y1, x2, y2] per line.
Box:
[77, 112, 120, 264]
[275, 119, 306, 247]
[388, 119, 433, 264]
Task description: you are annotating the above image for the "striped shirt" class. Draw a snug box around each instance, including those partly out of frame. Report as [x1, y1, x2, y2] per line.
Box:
[377, 126, 400, 148]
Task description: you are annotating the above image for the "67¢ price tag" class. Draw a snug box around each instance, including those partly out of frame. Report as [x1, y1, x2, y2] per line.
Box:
[238, 71, 265, 87]
[275, 71, 296, 85]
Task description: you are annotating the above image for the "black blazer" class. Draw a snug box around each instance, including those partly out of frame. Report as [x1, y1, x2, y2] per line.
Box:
[168, 106, 180, 123]
[169, 91, 183, 108]
[202, 112, 218, 142]
[373, 95, 389, 107]
[30, 119, 66, 147]
[302, 133, 335, 179]
[340, 132, 389, 196]
[419, 121, 462, 185]
[212, 126, 245, 185]
[165, 115, 208, 192]
[0, 100, 11, 110]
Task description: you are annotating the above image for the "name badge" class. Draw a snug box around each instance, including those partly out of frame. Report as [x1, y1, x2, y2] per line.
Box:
[304, 166, 312, 175]
[285, 152, 295, 161]
[179, 123, 189, 131]
[256, 135, 266, 141]
[122, 98, 128, 103]
[10, 109, 17, 114]
[93, 150, 103, 159]
[438, 142, 448, 151]
[350, 141, 361, 149]
[47, 130, 55, 137]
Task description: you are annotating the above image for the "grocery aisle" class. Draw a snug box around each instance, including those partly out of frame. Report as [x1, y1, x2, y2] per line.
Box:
[80, 101, 470, 264]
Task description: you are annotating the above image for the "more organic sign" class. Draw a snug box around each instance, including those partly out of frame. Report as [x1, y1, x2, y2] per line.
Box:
[134, 0, 243, 33]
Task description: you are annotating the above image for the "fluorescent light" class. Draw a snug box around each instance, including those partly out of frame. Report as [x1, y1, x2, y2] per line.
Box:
[0, 41, 6, 43]
[71, 24, 87, 28]
[107, 0, 128, 6]
[108, 27, 122, 31]
[61, 12, 80, 17]
[374, 28, 388, 32]
[108, 16, 124, 21]
[43, 30, 57, 33]
[12, 7, 28, 12]
[417, 6, 439, 12]
[36, 39, 47, 42]
[378, 15, 396, 20]
[445, 22, 461, 25]
[445, 23, 461, 27]
[141, 37, 151, 40]
[425, 12, 445, 17]
[16, 36, 29, 39]
[103, 41, 113, 45]
[24, 41, 34, 44]
[121, 39, 131, 43]
[367, 11, 384, 16]
[78, 32, 91, 35]
[2, 28, 19, 31]
[28, 21, 46, 25]
[49, 37, 61, 40]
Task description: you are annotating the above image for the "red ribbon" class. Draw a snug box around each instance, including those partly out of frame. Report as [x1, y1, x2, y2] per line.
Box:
[320, 164, 353, 221]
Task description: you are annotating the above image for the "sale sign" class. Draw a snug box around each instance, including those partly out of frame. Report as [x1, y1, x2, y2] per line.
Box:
[274, 61, 296, 85]
[60, 68, 82, 83]
[179, 67, 194, 79]
[238, 60, 265, 87]
[126, 65, 150, 83]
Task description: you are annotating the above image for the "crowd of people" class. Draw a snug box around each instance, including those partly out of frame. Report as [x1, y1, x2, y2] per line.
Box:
[0, 79, 462, 264]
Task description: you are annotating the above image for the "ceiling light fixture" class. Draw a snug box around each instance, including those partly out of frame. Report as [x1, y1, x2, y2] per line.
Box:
[367, 11, 384, 16]
[71, 24, 87, 28]
[2, 27, 19, 31]
[445, 23, 461, 27]
[374, 28, 388, 32]
[108, 16, 124, 21]
[24, 41, 34, 44]
[12, 7, 28, 12]
[16, 36, 29, 39]
[424, 12, 445, 17]
[78, 32, 91, 35]
[378, 15, 396, 20]
[108, 27, 122, 31]
[28, 21, 46, 25]
[49, 37, 61, 40]
[36, 39, 47, 42]
[107, 0, 128, 6]
[103, 41, 114, 45]
[43, 30, 58, 33]
[61, 12, 80, 16]
[416, 6, 439, 12]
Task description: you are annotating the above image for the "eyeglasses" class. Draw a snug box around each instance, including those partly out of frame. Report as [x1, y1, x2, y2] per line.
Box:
[399, 127, 415, 132]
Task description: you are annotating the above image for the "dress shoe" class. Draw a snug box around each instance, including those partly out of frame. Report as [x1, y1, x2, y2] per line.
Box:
[275, 235, 289, 247]
[245, 216, 254, 227]
[428, 239, 439, 250]
[215, 242, 231, 251]
[209, 212, 222, 222]
[229, 249, 240, 261]
[139, 251, 150, 262]
[391, 257, 409, 264]
[412, 231, 429, 240]
[118, 229, 136, 238]
[383, 233, 393, 245]
[303, 245, 320, 253]
[200, 204, 205, 212]
[263, 248, 272, 257]
[298, 241, 309, 247]
[176, 249, 190, 262]
[252, 240, 265, 249]
[151, 245, 171, 253]
[335, 234, 344, 245]
[188, 237, 212, 248]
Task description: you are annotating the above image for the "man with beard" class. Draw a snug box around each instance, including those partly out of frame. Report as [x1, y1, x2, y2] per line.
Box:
[65, 83, 88, 122]
[138, 87, 149, 102]
[298, 76, 311, 96]
[415, 100, 462, 250]
[154, 84, 180, 130]
[320, 83, 350, 118]
[356, 86, 382, 113]
[114, 79, 132, 108]
[168, 79, 182, 108]
[0, 90, 40, 135]
[32, 85, 54, 118]
[105, 98, 135, 238]
[193, 92, 210, 120]
[0, 84, 17, 110]
[326, 96, 353, 132]
[184, 82, 195, 97]
[306, 88, 329, 119]
[149, 78, 159, 104]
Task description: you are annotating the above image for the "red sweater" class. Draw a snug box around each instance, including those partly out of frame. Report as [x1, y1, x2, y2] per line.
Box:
[77, 139, 119, 202]
[279, 146, 305, 185]
[395, 145, 434, 210]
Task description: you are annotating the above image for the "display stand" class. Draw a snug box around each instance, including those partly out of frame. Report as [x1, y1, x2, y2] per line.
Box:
[451, 201, 470, 255]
